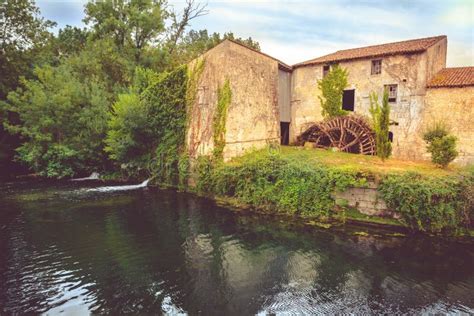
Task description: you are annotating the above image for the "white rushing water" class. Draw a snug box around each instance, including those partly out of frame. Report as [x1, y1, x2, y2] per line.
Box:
[86, 179, 150, 192]
[71, 172, 100, 181]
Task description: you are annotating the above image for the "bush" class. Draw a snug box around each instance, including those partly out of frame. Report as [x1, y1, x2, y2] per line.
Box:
[423, 123, 458, 168]
[196, 151, 363, 218]
[379, 172, 472, 233]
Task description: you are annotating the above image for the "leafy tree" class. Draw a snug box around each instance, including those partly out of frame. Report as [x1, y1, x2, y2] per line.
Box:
[84, 0, 166, 63]
[317, 64, 349, 118]
[0, 0, 56, 99]
[369, 90, 392, 160]
[1, 61, 111, 178]
[423, 123, 458, 168]
[55, 26, 89, 57]
[0, 0, 56, 177]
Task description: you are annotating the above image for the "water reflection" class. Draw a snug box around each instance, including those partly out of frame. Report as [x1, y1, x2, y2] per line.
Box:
[0, 181, 473, 314]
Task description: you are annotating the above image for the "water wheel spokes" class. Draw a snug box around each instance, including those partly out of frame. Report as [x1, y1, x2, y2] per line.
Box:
[296, 115, 376, 155]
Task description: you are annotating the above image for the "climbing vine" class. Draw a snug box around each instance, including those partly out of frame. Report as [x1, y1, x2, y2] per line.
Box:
[185, 57, 206, 127]
[212, 79, 232, 161]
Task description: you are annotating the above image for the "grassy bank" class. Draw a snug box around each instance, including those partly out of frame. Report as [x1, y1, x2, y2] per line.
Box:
[193, 146, 473, 236]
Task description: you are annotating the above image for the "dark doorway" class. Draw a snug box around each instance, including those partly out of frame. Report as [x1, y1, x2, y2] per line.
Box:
[280, 122, 290, 145]
[342, 89, 355, 111]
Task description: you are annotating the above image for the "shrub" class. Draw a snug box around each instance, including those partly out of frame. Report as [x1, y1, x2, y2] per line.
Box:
[379, 172, 472, 233]
[317, 64, 349, 118]
[423, 123, 458, 168]
[196, 150, 363, 218]
[369, 90, 392, 161]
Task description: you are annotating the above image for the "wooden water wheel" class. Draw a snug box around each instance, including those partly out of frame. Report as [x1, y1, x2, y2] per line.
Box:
[296, 115, 376, 155]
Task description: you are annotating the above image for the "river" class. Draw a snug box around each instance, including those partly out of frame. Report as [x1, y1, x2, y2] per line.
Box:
[0, 180, 473, 314]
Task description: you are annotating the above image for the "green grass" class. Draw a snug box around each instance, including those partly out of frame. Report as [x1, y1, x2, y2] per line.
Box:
[230, 146, 468, 177]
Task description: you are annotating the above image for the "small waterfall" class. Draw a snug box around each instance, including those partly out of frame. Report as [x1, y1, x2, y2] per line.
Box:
[87, 179, 150, 193]
[71, 172, 100, 181]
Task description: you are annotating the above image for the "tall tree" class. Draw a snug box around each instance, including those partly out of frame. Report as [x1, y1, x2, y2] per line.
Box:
[0, 0, 55, 177]
[84, 0, 166, 63]
[369, 90, 392, 161]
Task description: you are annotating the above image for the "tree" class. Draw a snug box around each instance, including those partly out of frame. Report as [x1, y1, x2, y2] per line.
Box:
[317, 65, 348, 118]
[423, 123, 458, 168]
[1, 61, 111, 178]
[0, 0, 56, 99]
[369, 90, 392, 161]
[84, 0, 167, 63]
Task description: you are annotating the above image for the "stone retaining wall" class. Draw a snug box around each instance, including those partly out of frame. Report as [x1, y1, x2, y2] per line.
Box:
[334, 182, 397, 218]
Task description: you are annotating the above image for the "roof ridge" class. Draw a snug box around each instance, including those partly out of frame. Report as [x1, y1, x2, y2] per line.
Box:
[294, 35, 446, 67]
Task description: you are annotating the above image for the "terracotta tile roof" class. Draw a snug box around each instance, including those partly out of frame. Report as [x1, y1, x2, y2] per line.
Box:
[294, 35, 446, 67]
[427, 67, 474, 88]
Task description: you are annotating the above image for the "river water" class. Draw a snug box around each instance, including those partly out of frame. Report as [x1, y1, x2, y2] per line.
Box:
[0, 180, 473, 315]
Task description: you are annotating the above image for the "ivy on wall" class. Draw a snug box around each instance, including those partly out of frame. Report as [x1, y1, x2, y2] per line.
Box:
[212, 79, 232, 161]
[105, 66, 188, 184]
[177, 57, 206, 189]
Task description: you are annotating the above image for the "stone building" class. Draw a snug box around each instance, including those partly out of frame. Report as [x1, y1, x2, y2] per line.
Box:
[188, 36, 474, 165]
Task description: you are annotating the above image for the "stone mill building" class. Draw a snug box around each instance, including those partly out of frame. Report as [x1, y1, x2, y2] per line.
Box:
[186, 35, 474, 165]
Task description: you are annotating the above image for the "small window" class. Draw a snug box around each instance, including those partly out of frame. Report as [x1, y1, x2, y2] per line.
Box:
[384, 84, 397, 103]
[280, 122, 290, 145]
[371, 59, 382, 75]
[342, 89, 355, 111]
[323, 65, 330, 77]
[388, 132, 393, 142]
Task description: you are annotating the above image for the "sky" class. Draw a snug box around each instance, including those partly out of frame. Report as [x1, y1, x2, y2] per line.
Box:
[36, 0, 474, 66]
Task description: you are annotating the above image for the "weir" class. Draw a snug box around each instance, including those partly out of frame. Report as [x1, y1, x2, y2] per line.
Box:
[86, 179, 150, 192]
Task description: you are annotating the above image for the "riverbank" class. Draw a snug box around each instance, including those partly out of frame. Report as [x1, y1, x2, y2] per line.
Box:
[188, 146, 474, 237]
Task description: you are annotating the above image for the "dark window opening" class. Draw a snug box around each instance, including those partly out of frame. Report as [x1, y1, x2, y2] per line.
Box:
[384, 84, 397, 103]
[280, 122, 290, 145]
[323, 65, 330, 77]
[342, 89, 355, 111]
[371, 59, 382, 75]
[388, 131, 393, 142]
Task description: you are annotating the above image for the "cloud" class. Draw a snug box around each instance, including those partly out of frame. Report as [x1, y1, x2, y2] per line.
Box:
[37, 0, 473, 66]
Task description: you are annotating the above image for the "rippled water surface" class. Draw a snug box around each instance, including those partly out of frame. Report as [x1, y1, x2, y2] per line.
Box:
[0, 180, 473, 315]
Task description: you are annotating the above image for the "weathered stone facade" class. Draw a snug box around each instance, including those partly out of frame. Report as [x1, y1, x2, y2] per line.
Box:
[290, 37, 448, 161]
[187, 40, 289, 161]
[189, 36, 473, 165]
[423, 86, 474, 165]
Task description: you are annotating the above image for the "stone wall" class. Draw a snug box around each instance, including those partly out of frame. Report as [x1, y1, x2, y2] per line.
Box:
[334, 182, 389, 217]
[187, 40, 281, 161]
[423, 86, 474, 165]
[290, 38, 448, 161]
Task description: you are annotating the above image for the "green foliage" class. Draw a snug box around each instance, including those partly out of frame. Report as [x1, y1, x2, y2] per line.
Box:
[317, 65, 349, 118]
[2, 62, 110, 177]
[423, 123, 458, 168]
[379, 172, 473, 233]
[186, 58, 205, 125]
[84, 0, 166, 63]
[213, 80, 232, 161]
[105, 66, 188, 183]
[369, 90, 392, 160]
[196, 150, 362, 218]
